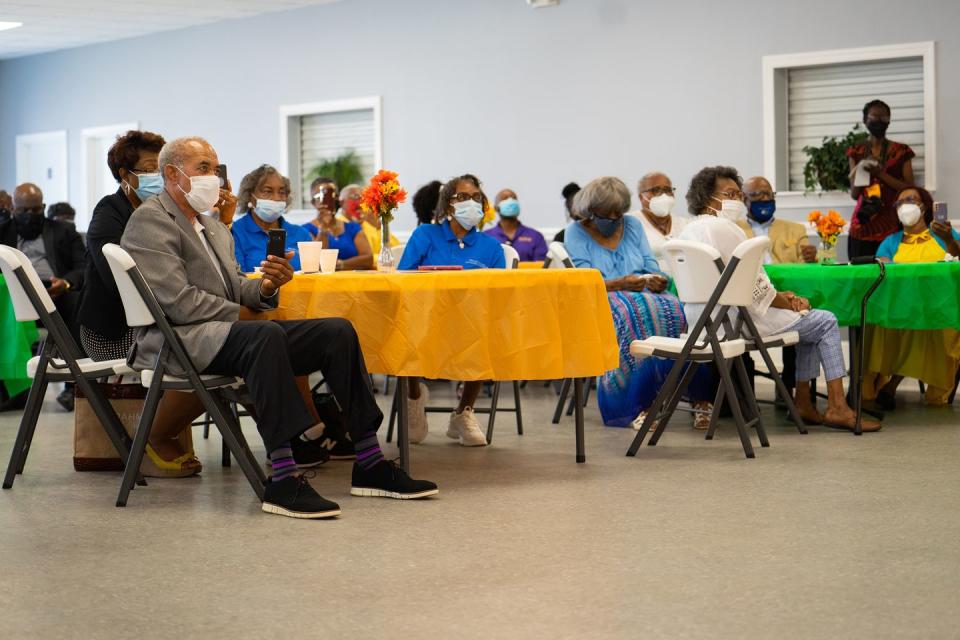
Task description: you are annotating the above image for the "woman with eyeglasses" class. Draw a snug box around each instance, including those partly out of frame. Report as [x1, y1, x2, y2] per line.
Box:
[680, 165, 880, 431]
[863, 186, 960, 409]
[632, 171, 688, 276]
[563, 176, 715, 430]
[397, 174, 506, 448]
[846, 99, 916, 259]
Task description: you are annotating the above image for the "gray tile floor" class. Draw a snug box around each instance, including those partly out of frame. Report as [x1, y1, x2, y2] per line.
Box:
[0, 379, 958, 639]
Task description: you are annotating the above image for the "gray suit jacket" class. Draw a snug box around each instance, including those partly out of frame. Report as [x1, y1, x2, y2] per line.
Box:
[120, 190, 275, 374]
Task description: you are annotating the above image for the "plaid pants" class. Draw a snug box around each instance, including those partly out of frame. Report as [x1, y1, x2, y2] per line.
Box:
[791, 309, 846, 382]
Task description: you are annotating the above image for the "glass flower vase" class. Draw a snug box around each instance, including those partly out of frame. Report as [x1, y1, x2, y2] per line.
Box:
[377, 217, 396, 272]
[819, 236, 838, 265]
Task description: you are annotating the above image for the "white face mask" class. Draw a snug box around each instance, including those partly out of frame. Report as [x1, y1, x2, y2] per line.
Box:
[171, 165, 220, 214]
[648, 194, 675, 218]
[253, 198, 287, 223]
[897, 203, 923, 227]
[711, 198, 747, 222]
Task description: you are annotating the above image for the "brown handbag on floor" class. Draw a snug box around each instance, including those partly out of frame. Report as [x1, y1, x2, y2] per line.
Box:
[73, 382, 194, 471]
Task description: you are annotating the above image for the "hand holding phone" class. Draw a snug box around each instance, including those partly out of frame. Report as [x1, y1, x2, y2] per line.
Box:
[933, 202, 948, 224]
[266, 228, 287, 259]
[215, 164, 228, 189]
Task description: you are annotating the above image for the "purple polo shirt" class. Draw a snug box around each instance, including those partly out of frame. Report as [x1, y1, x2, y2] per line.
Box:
[484, 222, 548, 262]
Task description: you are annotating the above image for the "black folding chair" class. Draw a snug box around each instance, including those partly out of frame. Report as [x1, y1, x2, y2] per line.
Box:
[101, 244, 266, 507]
[0, 246, 135, 489]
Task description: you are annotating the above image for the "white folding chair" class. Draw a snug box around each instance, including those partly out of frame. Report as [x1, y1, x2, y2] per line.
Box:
[625, 238, 768, 458]
[101, 244, 266, 507]
[0, 246, 135, 490]
[543, 241, 575, 269]
[501, 243, 520, 269]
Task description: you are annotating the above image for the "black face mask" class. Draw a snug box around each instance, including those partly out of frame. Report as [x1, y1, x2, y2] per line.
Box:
[0, 208, 10, 222]
[866, 120, 889, 138]
[14, 212, 44, 240]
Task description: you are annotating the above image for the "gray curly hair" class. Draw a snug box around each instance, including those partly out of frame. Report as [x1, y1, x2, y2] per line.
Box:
[236, 164, 292, 214]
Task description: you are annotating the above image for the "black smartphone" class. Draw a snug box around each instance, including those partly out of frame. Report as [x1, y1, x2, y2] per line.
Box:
[215, 164, 228, 189]
[933, 202, 948, 224]
[313, 186, 337, 211]
[266, 228, 286, 259]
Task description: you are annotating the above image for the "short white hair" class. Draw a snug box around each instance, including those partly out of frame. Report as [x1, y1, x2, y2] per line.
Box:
[158, 136, 212, 181]
[572, 177, 631, 219]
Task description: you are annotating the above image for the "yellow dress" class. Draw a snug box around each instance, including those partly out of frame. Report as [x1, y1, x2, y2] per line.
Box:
[864, 230, 960, 404]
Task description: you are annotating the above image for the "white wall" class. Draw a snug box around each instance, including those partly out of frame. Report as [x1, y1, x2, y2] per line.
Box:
[1, 0, 958, 232]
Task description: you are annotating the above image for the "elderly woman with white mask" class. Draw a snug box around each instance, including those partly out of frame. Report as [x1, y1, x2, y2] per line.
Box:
[231, 164, 313, 273]
[632, 172, 689, 275]
[679, 165, 880, 432]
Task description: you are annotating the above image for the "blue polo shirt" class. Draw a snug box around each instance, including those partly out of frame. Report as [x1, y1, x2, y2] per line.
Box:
[398, 220, 506, 270]
[484, 221, 548, 261]
[231, 212, 315, 273]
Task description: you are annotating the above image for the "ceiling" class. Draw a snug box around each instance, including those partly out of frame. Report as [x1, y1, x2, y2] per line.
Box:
[0, 0, 340, 59]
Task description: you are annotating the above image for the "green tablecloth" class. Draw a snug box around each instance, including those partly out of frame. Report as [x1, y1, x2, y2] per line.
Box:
[1, 275, 38, 397]
[764, 262, 960, 330]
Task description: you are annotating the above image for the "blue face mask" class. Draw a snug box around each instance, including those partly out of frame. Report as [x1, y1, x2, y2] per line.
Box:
[126, 172, 163, 201]
[498, 198, 520, 218]
[452, 200, 484, 231]
[593, 216, 622, 238]
[749, 200, 776, 223]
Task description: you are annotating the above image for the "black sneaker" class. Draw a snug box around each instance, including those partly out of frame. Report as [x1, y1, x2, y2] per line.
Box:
[291, 436, 331, 469]
[261, 474, 341, 519]
[350, 460, 439, 499]
[310, 431, 356, 461]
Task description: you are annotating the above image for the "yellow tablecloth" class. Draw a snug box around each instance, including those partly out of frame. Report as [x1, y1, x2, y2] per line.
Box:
[259, 269, 618, 380]
[518, 261, 544, 270]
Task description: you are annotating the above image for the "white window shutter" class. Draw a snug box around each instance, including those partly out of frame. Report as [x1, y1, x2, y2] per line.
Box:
[299, 109, 376, 205]
[787, 57, 925, 191]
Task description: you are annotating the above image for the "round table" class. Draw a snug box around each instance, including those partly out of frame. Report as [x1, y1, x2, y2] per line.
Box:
[257, 268, 619, 466]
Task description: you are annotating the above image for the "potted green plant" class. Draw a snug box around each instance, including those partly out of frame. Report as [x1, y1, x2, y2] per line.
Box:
[802, 124, 868, 192]
[307, 149, 365, 189]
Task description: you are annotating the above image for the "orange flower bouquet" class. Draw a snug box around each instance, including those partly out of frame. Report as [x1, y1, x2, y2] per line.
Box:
[808, 209, 846, 264]
[360, 170, 407, 271]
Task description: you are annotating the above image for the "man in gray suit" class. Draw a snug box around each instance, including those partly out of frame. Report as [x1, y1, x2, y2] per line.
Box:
[121, 137, 437, 519]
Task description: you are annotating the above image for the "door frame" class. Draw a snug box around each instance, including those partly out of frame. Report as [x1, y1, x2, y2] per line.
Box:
[80, 122, 138, 230]
[15, 129, 69, 205]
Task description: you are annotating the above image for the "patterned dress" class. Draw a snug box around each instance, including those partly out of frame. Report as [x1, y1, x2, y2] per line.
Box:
[846, 140, 915, 243]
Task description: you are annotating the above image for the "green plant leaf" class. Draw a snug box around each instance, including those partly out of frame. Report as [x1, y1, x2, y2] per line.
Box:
[801, 124, 868, 193]
[306, 149, 365, 189]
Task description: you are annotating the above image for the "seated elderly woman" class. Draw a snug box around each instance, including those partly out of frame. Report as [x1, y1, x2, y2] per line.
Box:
[398, 174, 506, 447]
[864, 186, 960, 408]
[231, 165, 313, 272]
[305, 178, 373, 270]
[679, 165, 880, 431]
[564, 176, 714, 429]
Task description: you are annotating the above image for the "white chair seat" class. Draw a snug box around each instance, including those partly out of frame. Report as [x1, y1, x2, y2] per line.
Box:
[749, 330, 799, 348]
[27, 356, 132, 379]
[140, 369, 241, 390]
[630, 336, 746, 360]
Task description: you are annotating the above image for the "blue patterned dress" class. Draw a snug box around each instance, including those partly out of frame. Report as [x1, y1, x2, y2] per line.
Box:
[564, 217, 711, 427]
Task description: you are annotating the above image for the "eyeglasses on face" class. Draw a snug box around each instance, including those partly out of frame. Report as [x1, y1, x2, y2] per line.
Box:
[894, 195, 922, 208]
[713, 189, 744, 201]
[642, 186, 675, 197]
[450, 192, 483, 204]
[745, 190, 775, 200]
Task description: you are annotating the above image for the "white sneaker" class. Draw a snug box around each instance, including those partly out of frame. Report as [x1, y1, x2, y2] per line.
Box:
[445, 407, 487, 447]
[407, 383, 429, 444]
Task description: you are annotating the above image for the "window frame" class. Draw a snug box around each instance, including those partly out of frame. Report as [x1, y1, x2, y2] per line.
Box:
[762, 41, 936, 208]
[278, 96, 383, 217]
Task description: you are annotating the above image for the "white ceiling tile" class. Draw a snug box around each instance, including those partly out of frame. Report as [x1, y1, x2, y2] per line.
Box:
[0, 0, 342, 59]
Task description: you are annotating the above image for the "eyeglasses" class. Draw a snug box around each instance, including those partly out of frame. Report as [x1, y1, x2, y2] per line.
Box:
[450, 192, 483, 204]
[894, 196, 922, 208]
[745, 190, 775, 200]
[714, 189, 744, 200]
[642, 186, 675, 197]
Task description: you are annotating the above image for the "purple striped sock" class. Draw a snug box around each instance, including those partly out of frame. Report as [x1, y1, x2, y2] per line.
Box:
[268, 444, 298, 481]
[354, 432, 383, 470]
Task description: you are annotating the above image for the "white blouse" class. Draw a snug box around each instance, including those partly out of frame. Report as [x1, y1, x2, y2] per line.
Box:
[633, 211, 689, 275]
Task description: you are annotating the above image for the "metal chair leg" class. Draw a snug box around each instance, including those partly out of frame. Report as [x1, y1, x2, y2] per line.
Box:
[574, 378, 585, 463]
[486, 381, 501, 444]
[3, 375, 47, 489]
[513, 381, 523, 435]
[386, 387, 399, 443]
[552, 378, 571, 424]
[117, 364, 166, 507]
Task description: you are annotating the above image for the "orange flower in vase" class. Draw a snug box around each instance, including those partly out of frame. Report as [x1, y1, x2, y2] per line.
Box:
[360, 170, 407, 271]
[808, 209, 846, 264]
